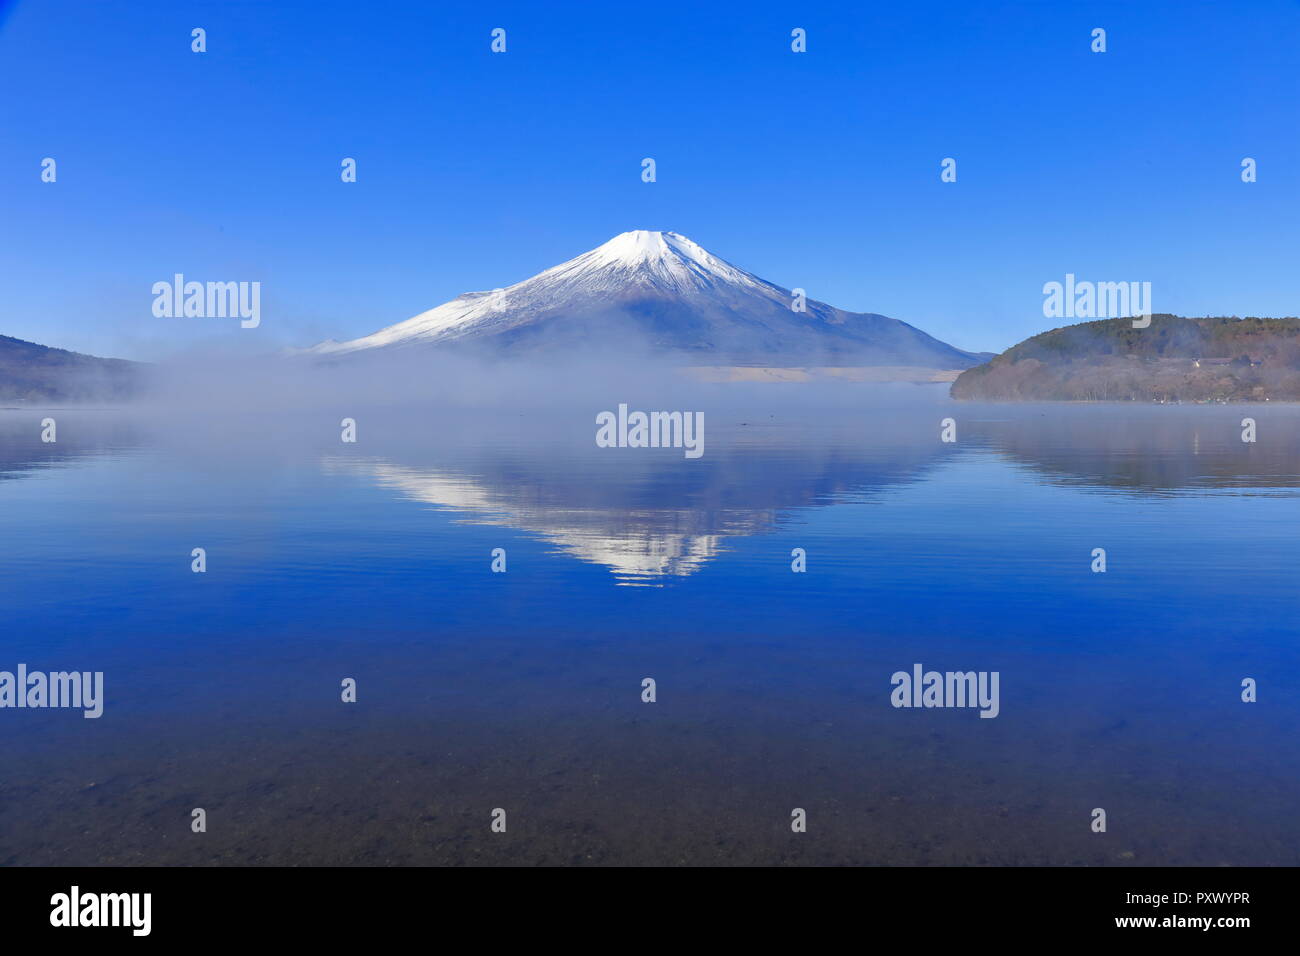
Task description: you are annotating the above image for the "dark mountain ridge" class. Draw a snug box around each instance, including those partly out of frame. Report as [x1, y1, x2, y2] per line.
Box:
[0, 334, 140, 403]
[952, 315, 1300, 402]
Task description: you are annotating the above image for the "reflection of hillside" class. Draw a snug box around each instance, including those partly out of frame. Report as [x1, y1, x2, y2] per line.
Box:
[0, 412, 142, 481]
[966, 406, 1300, 493]
[323, 425, 948, 584]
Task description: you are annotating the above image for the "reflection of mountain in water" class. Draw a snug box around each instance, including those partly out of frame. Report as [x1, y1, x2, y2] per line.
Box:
[341, 461, 730, 582]
[323, 423, 948, 585]
[10, 404, 1297, 585]
[323, 407, 1300, 583]
[0, 412, 143, 481]
[961, 404, 1300, 495]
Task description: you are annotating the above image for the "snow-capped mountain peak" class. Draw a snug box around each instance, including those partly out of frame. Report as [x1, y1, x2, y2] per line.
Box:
[527, 229, 769, 297]
[582, 230, 743, 278]
[308, 231, 981, 368]
[311, 230, 771, 355]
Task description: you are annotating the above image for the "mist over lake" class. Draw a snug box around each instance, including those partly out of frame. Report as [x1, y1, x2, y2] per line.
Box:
[2, 389, 1296, 866]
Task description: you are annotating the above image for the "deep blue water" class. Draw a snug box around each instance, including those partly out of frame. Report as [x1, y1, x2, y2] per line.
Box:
[2, 394, 1298, 865]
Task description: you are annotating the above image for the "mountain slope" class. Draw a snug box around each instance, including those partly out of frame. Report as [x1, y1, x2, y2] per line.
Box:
[312, 231, 983, 368]
[0, 334, 140, 403]
[951, 315, 1300, 402]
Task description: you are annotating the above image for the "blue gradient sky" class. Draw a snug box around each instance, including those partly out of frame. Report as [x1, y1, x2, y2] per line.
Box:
[1, 0, 1296, 359]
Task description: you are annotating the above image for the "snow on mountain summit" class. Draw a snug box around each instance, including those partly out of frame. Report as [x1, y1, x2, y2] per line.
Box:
[310, 231, 981, 368]
[311, 230, 772, 355]
[583, 230, 755, 281]
[528, 230, 770, 297]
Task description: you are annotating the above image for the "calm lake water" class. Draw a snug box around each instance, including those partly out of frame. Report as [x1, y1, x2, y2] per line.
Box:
[2, 389, 1298, 866]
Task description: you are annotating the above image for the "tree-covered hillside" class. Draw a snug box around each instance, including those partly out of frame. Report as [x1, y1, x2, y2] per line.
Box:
[951, 316, 1300, 402]
[0, 334, 140, 403]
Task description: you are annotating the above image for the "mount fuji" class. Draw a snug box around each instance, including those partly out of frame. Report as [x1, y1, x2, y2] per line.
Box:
[310, 231, 983, 368]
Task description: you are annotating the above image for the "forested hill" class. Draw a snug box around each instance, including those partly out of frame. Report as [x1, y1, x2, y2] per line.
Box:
[0, 334, 140, 403]
[951, 315, 1300, 402]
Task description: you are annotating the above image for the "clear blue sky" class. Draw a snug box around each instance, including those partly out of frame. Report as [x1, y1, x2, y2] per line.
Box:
[1, 0, 1297, 359]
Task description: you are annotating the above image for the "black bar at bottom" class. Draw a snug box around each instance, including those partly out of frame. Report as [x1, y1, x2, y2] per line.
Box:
[0, 865, 1280, 942]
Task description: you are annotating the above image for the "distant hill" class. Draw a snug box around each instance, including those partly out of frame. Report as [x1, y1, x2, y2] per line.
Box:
[951, 315, 1300, 402]
[0, 334, 140, 403]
